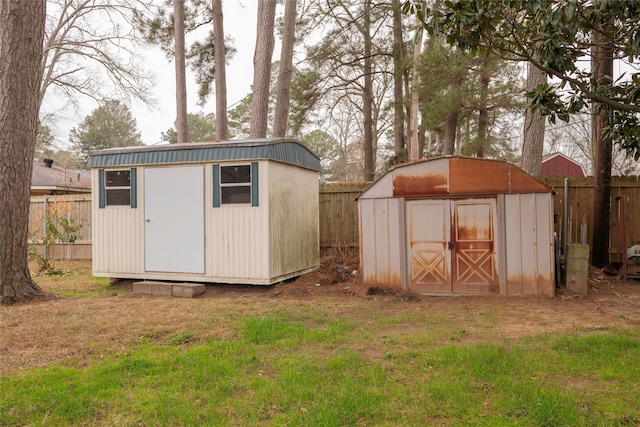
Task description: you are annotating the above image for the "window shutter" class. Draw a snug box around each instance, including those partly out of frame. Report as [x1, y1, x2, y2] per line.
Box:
[130, 168, 137, 208]
[98, 169, 105, 209]
[251, 162, 259, 207]
[212, 164, 220, 208]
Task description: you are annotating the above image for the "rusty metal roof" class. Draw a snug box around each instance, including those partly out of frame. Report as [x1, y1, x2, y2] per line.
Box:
[358, 156, 550, 199]
[31, 161, 91, 194]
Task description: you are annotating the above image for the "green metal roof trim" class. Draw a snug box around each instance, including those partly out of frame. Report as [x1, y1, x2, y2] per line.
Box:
[88, 138, 321, 171]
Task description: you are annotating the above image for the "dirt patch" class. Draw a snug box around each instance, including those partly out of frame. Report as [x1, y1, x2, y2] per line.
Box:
[1, 254, 639, 375]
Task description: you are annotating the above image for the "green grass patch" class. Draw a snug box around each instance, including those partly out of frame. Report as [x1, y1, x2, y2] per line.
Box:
[3, 317, 639, 426]
[28, 260, 122, 298]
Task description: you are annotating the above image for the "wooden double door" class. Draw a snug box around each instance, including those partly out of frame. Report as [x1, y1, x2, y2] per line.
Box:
[406, 199, 499, 294]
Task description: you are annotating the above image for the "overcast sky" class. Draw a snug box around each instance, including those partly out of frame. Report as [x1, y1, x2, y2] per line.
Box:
[132, 1, 261, 145]
[48, 1, 263, 147]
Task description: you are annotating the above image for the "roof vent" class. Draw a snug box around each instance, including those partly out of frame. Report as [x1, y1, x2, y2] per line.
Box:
[44, 158, 53, 168]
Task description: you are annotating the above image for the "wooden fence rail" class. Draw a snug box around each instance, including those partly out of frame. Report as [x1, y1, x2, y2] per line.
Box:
[543, 176, 640, 260]
[319, 183, 369, 247]
[28, 177, 639, 262]
[28, 194, 92, 260]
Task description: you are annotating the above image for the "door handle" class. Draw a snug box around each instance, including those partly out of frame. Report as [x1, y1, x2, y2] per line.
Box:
[145, 219, 150, 222]
[448, 241, 455, 250]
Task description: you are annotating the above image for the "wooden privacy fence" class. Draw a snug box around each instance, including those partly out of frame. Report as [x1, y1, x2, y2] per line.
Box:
[28, 194, 92, 260]
[28, 177, 639, 262]
[319, 183, 369, 247]
[543, 176, 640, 260]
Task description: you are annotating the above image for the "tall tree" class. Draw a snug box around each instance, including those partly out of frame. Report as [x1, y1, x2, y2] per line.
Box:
[272, 0, 297, 137]
[249, 0, 276, 138]
[300, 130, 339, 181]
[1, 0, 50, 304]
[361, 0, 374, 180]
[161, 112, 217, 143]
[416, 40, 523, 159]
[391, 0, 407, 162]
[41, 0, 155, 118]
[591, 18, 614, 268]
[298, 0, 395, 180]
[521, 62, 546, 176]
[408, 13, 422, 160]
[138, 0, 236, 106]
[442, 49, 465, 155]
[212, 0, 228, 139]
[69, 99, 143, 167]
[407, 0, 640, 159]
[174, 0, 189, 144]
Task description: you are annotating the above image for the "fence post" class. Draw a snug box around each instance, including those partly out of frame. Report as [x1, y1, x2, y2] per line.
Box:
[43, 195, 48, 262]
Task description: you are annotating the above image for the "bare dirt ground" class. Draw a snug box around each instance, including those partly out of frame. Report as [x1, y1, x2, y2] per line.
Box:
[1, 252, 639, 375]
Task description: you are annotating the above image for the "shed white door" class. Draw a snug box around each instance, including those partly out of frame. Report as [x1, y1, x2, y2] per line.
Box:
[144, 166, 205, 274]
[406, 198, 498, 294]
[451, 199, 498, 294]
[406, 200, 452, 293]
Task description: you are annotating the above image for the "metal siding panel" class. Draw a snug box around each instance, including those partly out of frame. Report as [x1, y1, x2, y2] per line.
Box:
[359, 199, 377, 284]
[386, 198, 403, 287]
[518, 194, 539, 295]
[374, 199, 390, 284]
[92, 202, 145, 276]
[208, 201, 269, 281]
[496, 195, 508, 294]
[504, 195, 523, 294]
[358, 174, 393, 199]
[268, 162, 319, 281]
[206, 161, 268, 282]
[449, 158, 509, 195]
[393, 159, 450, 197]
[535, 193, 555, 296]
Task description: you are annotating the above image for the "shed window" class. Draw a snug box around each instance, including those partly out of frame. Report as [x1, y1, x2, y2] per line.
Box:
[213, 163, 258, 207]
[104, 169, 132, 206]
[220, 165, 251, 204]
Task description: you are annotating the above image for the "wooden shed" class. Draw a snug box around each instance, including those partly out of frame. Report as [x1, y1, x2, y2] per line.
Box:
[89, 138, 320, 285]
[357, 157, 555, 296]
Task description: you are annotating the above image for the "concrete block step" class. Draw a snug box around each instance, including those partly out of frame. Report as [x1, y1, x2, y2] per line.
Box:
[133, 281, 206, 298]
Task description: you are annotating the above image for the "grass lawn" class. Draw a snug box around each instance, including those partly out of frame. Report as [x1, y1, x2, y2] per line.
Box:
[1, 260, 639, 426]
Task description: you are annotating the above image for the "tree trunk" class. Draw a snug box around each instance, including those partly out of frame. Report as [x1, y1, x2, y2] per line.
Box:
[442, 73, 461, 155]
[213, 0, 228, 140]
[272, 0, 297, 137]
[174, 0, 189, 143]
[521, 61, 546, 176]
[0, 0, 50, 304]
[408, 13, 423, 161]
[591, 27, 614, 268]
[249, 0, 276, 139]
[362, 0, 374, 181]
[476, 67, 490, 158]
[391, 0, 406, 161]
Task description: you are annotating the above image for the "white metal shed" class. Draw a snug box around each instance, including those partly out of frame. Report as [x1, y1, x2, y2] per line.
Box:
[89, 138, 320, 285]
[357, 157, 555, 296]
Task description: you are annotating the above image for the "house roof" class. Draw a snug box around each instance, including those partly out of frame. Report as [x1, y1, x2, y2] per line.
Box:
[31, 160, 91, 195]
[358, 156, 550, 200]
[541, 152, 587, 177]
[88, 138, 321, 171]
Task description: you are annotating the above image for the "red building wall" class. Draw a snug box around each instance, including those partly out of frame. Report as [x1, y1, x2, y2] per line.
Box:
[541, 155, 585, 177]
